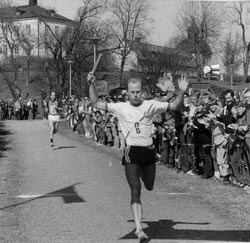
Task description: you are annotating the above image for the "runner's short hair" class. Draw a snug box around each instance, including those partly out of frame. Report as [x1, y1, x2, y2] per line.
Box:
[127, 78, 142, 89]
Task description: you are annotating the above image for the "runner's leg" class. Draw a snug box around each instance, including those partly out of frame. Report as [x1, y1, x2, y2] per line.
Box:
[125, 164, 141, 230]
[54, 121, 59, 134]
[49, 118, 54, 146]
[125, 164, 148, 240]
[141, 164, 156, 191]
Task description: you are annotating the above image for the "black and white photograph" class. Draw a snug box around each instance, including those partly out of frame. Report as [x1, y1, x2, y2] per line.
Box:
[0, 0, 250, 242]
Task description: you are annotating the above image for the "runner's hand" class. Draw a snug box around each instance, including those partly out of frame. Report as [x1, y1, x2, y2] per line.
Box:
[87, 72, 95, 85]
[178, 74, 189, 92]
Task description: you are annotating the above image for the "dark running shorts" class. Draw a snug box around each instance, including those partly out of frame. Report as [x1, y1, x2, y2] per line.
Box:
[122, 145, 158, 167]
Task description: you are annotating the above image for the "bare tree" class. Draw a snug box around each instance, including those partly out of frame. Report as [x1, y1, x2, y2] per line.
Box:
[232, 2, 250, 82]
[14, 25, 38, 85]
[39, 0, 107, 97]
[176, 1, 226, 81]
[0, 1, 37, 98]
[105, 0, 149, 83]
[222, 33, 241, 79]
[166, 35, 184, 49]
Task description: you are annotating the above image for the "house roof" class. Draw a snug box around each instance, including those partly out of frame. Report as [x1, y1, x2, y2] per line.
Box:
[133, 42, 177, 61]
[138, 43, 175, 54]
[132, 41, 196, 71]
[0, 5, 73, 23]
[177, 39, 212, 57]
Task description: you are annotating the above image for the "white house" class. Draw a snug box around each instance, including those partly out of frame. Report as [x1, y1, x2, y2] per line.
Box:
[0, 0, 73, 59]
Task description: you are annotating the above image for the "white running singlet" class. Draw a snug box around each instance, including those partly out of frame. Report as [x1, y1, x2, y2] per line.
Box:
[48, 100, 58, 115]
[108, 100, 169, 146]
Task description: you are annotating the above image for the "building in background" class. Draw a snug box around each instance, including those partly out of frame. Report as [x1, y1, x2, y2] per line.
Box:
[0, 0, 73, 59]
[112, 38, 197, 90]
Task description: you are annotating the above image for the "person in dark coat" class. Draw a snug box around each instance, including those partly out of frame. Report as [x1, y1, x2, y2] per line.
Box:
[193, 110, 214, 179]
[32, 99, 39, 120]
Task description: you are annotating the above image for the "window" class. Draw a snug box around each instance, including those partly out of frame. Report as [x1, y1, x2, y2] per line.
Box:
[2, 44, 7, 55]
[45, 25, 49, 36]
[2, 24, 8, 34]
[50, 10, 55, 17]
[13, 25, 20, 36]
[26, 25, 31, 35]
[55, 26, 59, 37]
[45, 42, 49, 55]
[14, 25, 20, 32]
[151, 51, 155, 59]
[14, 44, 19, 55]
[16, 9, 24, 16]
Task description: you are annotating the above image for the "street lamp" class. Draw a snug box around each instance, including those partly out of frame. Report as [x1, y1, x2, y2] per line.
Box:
[80, 36, 102, 63]
[230, 63, 234, 90]
[68, 60, 73, 97]
[88, 37, 101, 63]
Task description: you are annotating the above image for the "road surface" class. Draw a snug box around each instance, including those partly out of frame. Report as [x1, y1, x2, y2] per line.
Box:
[0, 120, 249, 243]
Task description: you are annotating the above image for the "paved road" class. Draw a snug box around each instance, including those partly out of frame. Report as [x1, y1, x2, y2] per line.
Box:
[0, 120, 250, 243]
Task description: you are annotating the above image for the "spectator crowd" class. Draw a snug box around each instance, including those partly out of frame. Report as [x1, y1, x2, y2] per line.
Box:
[0, 98, 39, 120]
[49, 81, 250, 190]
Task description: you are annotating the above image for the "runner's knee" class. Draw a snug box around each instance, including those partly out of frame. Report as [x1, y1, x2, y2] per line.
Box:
[144, 183, 154, 191]
[125, 164, 142, 205]
[141, 165, 156, 191]
[130, 185, 141, 204]
[131, 198, 141, 205]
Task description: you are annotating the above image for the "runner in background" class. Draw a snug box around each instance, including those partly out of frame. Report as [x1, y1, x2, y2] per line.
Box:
[48, 92, 61, 147]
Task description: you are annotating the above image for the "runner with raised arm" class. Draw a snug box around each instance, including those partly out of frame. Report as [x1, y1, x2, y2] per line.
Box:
[88, 73, 189, 242]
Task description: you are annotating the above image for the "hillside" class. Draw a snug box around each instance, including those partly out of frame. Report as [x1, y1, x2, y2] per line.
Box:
[208, 80, 250, 95]
[1, 71, 249, 106]
[0, 71, 45, 100]
[190, 79, 250, 97]
[0, 71, 47, 118]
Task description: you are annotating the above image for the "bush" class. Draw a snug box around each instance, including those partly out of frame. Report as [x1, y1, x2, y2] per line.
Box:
[222, 73, 244, 83]
[246, 76, 250, 83]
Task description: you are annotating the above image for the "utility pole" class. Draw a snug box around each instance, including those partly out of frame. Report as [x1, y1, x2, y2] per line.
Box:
[68, 60, 73, 97]
[230, 63, 234, 90]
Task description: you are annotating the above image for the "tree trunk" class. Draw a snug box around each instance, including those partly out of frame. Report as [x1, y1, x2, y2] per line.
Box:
[227, 65, 230, 82]
[194, 54, 202, 82]
[5, 78, 20, 100]
[26, 57, 30, 85]
[119, 55, 126, 85]
[244, 52, 250, 82]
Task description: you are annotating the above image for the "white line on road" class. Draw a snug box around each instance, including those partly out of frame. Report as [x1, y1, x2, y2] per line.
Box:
[13, 194, 81, 198]
[152, 192, 192, 195]
[14, 195, 43, 198]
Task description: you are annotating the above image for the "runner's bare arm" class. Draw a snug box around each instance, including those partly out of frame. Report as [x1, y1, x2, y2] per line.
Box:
[168, 74, 189, 110]
[168, 90, 185, 110]
[88, 72, 108, 111]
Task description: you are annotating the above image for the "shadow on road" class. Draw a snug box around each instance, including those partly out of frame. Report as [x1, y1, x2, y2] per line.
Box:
[0, 183, 85, 210]
[121, 219, 250, 242]
[0, 122, 11, 158]
[53, 146, 76, 150]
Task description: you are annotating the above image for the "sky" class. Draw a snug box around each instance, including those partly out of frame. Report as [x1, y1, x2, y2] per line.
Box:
[12, 0, 179, 46]
[147, 0, 180, 45]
